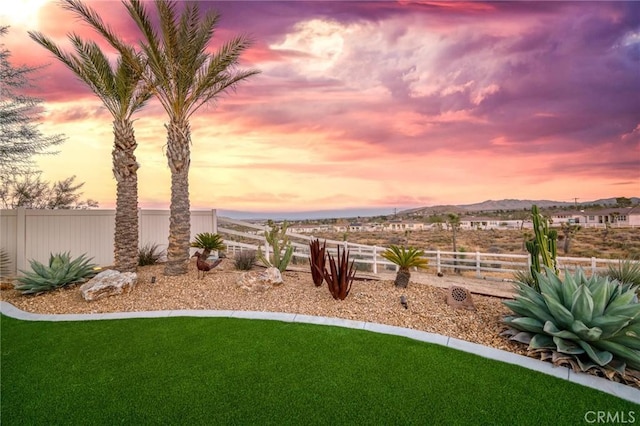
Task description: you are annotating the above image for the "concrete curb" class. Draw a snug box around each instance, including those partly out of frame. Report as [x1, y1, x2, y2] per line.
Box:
[1, 301, 638, 404]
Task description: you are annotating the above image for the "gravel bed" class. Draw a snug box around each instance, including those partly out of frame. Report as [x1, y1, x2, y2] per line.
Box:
[0, 259, 527, 355]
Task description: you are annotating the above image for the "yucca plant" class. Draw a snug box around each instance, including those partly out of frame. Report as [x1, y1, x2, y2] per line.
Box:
[513, 269, 537, 288]
[138, 243, 165, 266]
[234, 250, 256, 271]
[309, 239, 326, 286]
[502, 267, 640, 383]
[15, 252, 98, 295]
[0, 248, 13, 289]
[381, 245, 428, 288]
[1, 248, 11, 279]
[607, 260, 640, 291]
[324, 246, 356, 300]
[190, 233, 225, 260]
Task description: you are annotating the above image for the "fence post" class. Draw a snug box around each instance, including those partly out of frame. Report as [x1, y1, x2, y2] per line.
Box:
[372, 246, 378, 274]
[591, 257, 597, 276]
[436, 250, 441, 275]
[138, 208, 143, 246]
[212, 209, 218, 234]
[16, 207, 26, 273]
[475, 251, 481, 278]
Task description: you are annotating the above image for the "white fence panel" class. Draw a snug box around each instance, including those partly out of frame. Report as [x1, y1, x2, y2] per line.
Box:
[22, 209, 115, 270]
[0, 210, 18, 273]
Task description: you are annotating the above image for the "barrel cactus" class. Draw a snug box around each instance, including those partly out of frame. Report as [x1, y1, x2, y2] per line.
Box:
[15, 252, 98, 295]
[502, 267, 640, 383]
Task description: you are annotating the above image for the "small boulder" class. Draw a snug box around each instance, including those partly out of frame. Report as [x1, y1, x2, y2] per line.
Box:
[236, 267, 283, 292]
[80, 269, 137, 301]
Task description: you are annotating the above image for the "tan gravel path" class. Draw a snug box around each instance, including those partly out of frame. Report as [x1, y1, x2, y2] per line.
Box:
[0, 259, 527, 356]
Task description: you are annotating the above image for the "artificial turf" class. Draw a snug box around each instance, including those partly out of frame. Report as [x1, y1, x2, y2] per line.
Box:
[1, 314, 637, 425]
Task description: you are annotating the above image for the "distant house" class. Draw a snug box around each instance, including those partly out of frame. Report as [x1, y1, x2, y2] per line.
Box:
[550, 207, 640, 227]
[382, 220, 425, 232]
[459, 217, 524, 230]
[287, 224, 332, 234]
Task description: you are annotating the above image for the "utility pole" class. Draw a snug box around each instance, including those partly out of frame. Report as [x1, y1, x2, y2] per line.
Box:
[573, 197, 579, 208]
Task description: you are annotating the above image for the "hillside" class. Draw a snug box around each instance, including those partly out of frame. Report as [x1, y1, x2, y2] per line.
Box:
[400, 197, 639, 216]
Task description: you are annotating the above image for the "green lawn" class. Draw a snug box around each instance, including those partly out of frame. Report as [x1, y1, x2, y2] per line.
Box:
[1, 314, 637, 425]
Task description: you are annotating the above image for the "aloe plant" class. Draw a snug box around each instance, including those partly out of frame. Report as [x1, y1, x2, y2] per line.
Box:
[15, 252, 98, 295]
[503, 267, 640, 380]
[381, 245, 428, 288]
[257, 221, 294, 272]
[190, 233, 225, 259]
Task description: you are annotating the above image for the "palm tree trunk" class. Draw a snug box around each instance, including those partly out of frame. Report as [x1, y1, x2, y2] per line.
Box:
[164, 118, 191, 276]
[112, 119, 139, 272]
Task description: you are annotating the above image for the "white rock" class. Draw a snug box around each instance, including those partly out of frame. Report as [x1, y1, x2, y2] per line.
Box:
[236, 267, 283, 292]
[80, 269, 137, 301]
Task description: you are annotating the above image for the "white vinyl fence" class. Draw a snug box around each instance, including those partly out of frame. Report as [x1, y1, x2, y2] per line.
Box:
[0, 208, 634, 279]
[0, 208, 218, 274]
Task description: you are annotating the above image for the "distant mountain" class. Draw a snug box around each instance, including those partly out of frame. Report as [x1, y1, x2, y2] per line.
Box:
[399, 197, 640, 216]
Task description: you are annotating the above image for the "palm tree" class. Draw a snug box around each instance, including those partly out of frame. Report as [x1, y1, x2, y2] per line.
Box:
[63, 0, 260, 275]
[28, 30, 150, 273]
[381, 245, 428, 288]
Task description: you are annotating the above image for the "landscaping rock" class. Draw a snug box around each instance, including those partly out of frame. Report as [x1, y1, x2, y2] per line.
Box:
[80, 270, 137, 301]
[236, 267, 283, 292]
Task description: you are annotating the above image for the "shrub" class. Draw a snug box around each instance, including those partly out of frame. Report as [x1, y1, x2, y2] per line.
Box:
[607, 260, 640, 290]
[138, 243, 164, 266]
[15, 252, 98, 295]
[503, 267, 640, 382]
[324, 246, 356, 300]
[381, 245, 428, 288]
[234, 250, 256, 271]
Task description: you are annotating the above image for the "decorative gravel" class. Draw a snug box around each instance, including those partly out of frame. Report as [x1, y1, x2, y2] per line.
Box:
[0, 260, 526, 355]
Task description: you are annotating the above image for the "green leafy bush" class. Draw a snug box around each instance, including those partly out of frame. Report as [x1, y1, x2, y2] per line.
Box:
[138, 243, 165, 266]
[15, 252, 98, 295]
[381, 245, 428, 288]
[234, 250, 256, 271]
[503, 267, 640, 381]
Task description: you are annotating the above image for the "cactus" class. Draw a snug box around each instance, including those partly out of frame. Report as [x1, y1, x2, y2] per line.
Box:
[524, 205, 558, 291]
[257, 220, 294, 272]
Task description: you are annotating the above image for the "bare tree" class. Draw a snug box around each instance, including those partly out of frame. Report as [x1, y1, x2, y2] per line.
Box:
[0, 26, 65, 178]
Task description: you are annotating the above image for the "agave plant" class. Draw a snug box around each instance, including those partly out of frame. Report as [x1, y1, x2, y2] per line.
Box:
[381, 245, 428, 288]
[190, 233, 225, 259]
[15, 252, 98, 295]
[502, 267, 640, 381]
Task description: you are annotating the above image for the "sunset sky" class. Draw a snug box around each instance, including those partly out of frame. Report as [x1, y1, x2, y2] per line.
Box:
[2, 0, 639, 216]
